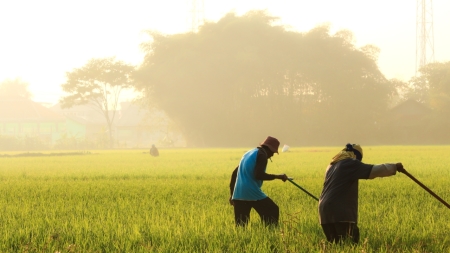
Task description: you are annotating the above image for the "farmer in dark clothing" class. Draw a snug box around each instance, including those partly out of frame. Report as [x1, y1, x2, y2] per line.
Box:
[318, 143, 403, 244]
[229, 136, 289, 227]
[150, 144, 159, 157]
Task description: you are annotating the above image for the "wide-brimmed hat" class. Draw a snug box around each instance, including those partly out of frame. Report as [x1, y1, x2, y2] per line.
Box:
[260, 136, 280, 154]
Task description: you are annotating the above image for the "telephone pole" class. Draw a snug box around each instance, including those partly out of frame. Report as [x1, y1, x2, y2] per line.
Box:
[416, 0, 435, 74]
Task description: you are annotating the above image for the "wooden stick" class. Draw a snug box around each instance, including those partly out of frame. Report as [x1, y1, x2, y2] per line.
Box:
[287, 178, 319, 201]
[399, 169, 450, 209]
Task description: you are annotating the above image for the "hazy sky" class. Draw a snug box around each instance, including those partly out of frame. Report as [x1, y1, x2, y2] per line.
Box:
[1, 0, 449, 104]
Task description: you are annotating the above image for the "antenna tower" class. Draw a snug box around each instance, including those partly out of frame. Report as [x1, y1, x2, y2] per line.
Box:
[188, 0, 205, 33]
[416, 0, 435, 74]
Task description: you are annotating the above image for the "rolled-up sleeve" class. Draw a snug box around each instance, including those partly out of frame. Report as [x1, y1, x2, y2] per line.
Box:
[369, 163, 397, 179]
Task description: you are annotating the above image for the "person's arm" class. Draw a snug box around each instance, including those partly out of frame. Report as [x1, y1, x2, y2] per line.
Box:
[229, 167, 238, 196]
[229, 167, 238, 205]
[254, 149, 287, 181]
[368, 163, 399, 179]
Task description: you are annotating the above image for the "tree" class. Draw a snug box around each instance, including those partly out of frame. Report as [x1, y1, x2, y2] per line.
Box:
[60, 57, 135, 147]
[410, 62, 450, 141]
[406, 61, 450, 111]
[387, 78, 410, 106]
[135, 11, 393, 147]
[418, 62, 450, 112]
[0, 78, 33, 98]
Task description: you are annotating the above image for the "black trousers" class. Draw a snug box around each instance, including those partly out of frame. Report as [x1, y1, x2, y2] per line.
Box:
[321, 222, 360, 244]
[233, 197, 279, 226]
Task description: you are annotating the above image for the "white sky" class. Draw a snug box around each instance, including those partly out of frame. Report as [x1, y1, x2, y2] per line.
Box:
[1, 0, 449, 104]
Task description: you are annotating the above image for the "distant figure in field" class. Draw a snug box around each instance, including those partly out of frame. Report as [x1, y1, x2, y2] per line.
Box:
[318, 143, 403, 244]
[229, 136, 289, 227]
[150, 144, 159, 157]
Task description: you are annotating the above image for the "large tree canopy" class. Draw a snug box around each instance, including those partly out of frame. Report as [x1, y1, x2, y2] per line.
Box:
[60, 57, 135, 147]
[407, 61, 450, 142]
[135, 11, 393, 147]
[411, 61, 450, 112]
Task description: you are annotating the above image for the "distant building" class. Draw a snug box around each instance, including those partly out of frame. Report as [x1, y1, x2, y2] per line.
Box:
[50, 103, 107, 141]
[0, 96, 66, 144]
[0, 96, 185, 149]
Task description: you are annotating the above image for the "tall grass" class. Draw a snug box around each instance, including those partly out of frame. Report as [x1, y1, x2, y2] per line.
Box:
[0, 146, 449, 252]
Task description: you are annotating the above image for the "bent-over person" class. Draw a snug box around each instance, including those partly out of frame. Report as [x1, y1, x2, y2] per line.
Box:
[318, 143, 403, 244]
[229, 136, 289, 227]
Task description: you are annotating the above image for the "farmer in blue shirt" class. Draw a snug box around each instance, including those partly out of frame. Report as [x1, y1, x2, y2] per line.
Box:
[229, 136, 289, 226]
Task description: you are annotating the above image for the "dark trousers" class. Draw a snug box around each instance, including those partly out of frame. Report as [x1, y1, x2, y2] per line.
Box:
[321, 222, 360, 244]
[233, 197, 279, 226]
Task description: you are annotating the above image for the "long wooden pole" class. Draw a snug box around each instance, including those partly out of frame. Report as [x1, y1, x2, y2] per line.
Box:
[399, 169, 450, 209]
[287, 178, 319, 201]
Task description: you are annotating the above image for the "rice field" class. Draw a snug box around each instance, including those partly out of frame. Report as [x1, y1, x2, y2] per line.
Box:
[0, 146, 449, 252]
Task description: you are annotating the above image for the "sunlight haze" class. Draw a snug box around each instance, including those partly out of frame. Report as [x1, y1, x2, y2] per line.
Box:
[1, 0, 449, 104]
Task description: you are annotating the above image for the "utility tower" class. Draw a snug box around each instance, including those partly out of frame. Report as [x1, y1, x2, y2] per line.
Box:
[188, 0, 205, 33]
[416, 0, 435, 74]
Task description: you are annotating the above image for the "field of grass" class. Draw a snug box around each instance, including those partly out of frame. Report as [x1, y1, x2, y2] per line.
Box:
[0, 146, 449, 252]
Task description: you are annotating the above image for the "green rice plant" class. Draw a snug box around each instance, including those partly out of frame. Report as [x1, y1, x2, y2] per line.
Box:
[0, 146, 448, 252]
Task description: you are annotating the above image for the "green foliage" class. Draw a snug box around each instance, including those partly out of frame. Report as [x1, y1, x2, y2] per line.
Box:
[0, 133, 111, 151]
[135, 11, 393, 147]
[0, 135, 50, 151]
[53, 132, 109, 150]
[0, 132, 112, 151]
[0, 147, 449, 252]
[53, 133, 83, 150]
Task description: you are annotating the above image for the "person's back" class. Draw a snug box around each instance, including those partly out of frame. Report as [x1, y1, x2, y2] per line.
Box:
[318, 143, 402, 244]
[319, 159, 372, 225]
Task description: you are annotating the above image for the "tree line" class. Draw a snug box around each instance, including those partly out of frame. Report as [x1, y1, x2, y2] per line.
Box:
[133, 11, 450, 146]
[2, 11, 449, 147]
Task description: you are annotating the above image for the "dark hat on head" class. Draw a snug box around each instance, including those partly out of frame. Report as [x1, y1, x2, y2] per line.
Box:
[260, 136, 280, 154]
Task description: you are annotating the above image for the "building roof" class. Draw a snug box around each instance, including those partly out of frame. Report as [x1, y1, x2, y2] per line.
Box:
[0, 96, 65, 122]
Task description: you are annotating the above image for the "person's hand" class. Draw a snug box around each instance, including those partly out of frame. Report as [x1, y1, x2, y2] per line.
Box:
[278, 174, 288, 182]
[229, 196, 234, 206]
[396, 163, 405, 173]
